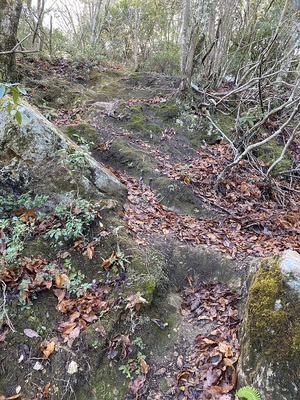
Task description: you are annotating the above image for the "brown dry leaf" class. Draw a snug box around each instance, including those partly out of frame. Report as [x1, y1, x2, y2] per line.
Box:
[55, 274, 69, 288]
[177, 371, 190, 381]
[83, 241, 96, 260]
[69, 311, 80, 323]
[59, 321, 77, 336]
[57, 251, 70, 259]
[14, 207, 36, 222]
[130, 375, 146, 395]
[218, 342, 233, 357]
[41, 339, 56, 359]
[95, 325, 106, 337]
[76, 318, 86, 330]
[67, 326, 81, 347]
[139, 357, 150, 375]
[56, 298, 74, 313]
[42, 382, 51, 399]
[101, 252, 115, 269]
[176, 355, 183, 368]
[154, 367, 166, 376]
[53, 288, 66, 303]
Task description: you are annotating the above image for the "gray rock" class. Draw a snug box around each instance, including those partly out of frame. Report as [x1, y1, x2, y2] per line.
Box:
[239, 250, 300, 400]
[280, 249, 300, 293]
[0, 101, 127, 205]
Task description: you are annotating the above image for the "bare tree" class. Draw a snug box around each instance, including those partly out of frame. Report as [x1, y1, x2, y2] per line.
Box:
[0, 0, 23, 82]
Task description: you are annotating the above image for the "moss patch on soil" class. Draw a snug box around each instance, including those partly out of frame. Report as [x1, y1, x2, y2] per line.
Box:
[60, 123, 99, 147]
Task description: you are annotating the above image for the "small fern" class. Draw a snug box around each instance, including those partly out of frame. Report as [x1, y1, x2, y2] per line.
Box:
[237, 386, 260, 400]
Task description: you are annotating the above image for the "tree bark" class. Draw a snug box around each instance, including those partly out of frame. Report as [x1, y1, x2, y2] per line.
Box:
[0, 0, 23, 82]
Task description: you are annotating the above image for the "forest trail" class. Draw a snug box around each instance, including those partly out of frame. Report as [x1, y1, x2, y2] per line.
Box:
[0, 58, 299, 400]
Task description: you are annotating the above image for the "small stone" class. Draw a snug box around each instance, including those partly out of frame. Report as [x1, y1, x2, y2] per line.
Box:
[33, 361, 44, 371]
[67, 360, 78, 375]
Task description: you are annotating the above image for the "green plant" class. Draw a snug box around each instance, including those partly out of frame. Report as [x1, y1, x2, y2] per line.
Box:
[0, 193, 48, 265]
[0, 82, 27, 125]
[58, 145, 90, 171]
[132, 337, 145, 350]
[239, 108, 264, 127]
[111, 245, 129, 273]
[45, 108, 59, 121]
[63, 270, 92, 297]
[44, 198, 98, 243]
[17, 278, 32, 309]
[0, 193, 48, 218]
[0, 217, 31, 264]
[237, 386, 261, 400]
[119, 351, 147, 379]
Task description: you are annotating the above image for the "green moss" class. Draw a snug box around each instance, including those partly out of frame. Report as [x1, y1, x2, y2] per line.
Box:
[88, 70, 102, 83]
[246, 255, 300, 371]
[150, 100, 180, 121]
[127, 106, 145, 130]
[60, 123, 98, 145]
[126, 105, 162, 133]
[109, 137, 157, 178]
[135, 279, 156, 304]
[255, 138, 292, 174]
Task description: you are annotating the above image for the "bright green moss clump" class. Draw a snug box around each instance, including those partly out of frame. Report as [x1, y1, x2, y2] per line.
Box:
[246, 256, 300, 368]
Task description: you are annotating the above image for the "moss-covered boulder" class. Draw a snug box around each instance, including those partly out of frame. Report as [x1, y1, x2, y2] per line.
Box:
[239, 250, 300, 399]
[0, 101, 126, 205]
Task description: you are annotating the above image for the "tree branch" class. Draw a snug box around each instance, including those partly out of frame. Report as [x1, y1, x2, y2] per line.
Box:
[214, 102, 300, 190]
[0, 33, 38, 55]
[266, 122, 300, 177]
[205, 113, 238, 157]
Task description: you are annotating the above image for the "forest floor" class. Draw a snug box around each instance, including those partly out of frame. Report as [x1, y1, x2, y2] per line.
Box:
[1, 58, 299, 400]
[22, 57, 299, 260]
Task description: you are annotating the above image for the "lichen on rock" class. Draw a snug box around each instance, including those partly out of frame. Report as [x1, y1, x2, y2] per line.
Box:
[0, 101, 127, 205]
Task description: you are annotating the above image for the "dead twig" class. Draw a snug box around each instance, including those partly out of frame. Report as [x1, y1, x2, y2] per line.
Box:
[0, 280, 15, 332]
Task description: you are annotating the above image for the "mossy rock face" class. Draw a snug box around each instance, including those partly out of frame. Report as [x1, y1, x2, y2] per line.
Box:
[126, 105, 162, 133]
[153, 176, 210, 218]
[60, 123, 99, 146]
[0, 102, 126, 204]
[149, 100, 180, 122]
[254, 138, 292, 175]
[240, 251, 300, 400]
[98, 136, 158, 180]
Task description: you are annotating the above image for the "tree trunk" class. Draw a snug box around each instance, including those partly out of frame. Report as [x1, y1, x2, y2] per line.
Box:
[0, 0, 23, 82]
[180, 0, 191, 75]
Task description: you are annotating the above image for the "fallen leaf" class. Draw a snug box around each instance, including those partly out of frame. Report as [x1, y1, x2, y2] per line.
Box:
[55, 274, 69, 288]
[41, 339, 56, 359]
[24, 328, 41, 338]
[139, 357, 150, 375]
[154, 367, 166, 376]
[42, 382, 51, 399]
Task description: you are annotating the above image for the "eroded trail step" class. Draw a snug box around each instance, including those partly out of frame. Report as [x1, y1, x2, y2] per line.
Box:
[129, 282, 241, 399]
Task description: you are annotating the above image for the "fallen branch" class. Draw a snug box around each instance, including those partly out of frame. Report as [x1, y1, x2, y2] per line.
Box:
[0, 280, 15, 332]
[204, 113, 238, 158]
[0, 33, 38, 55]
